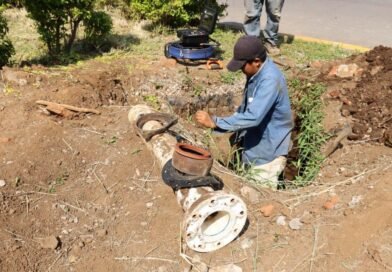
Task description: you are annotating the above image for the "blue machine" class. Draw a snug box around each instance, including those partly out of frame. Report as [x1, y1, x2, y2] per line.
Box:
[165, 42, 216, 60]
[164, 5, 219, 61]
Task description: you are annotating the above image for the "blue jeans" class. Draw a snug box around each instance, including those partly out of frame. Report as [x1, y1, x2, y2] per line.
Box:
[243, 0, 285, 46]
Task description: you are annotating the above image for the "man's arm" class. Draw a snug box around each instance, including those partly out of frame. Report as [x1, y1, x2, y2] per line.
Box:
[214, 77, 280, 131]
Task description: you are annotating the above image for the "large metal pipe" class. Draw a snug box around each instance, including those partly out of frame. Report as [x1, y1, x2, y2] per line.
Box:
[128, 105, 247, 252]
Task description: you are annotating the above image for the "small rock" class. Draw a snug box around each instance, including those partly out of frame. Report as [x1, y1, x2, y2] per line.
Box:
[338, 167, 346, 174]
[0, 180, 6, 187]
[18, 79, 27, 86]
[288, 218, 303, 230]
[146, 202, 153, 208]
[80, 234, 93, 244]
[370, 65, 383, 76]
[240, 237, 254, 249]
[96, 229, 108, 237]
[209, 264, 242, 272]
[300, 211, 313, 224]
[349, 195, 362, 208]
[157, 266, 168, 272]
[340, 96, 352, 106]
[240, 186, 259, 204]
[191, 256, 208, 272]
[39, 236, 60, 249]
[260, 204, 274, 217]
[336, 64, 359, 78]
[140, 221, 148, 227]
[328, 65, 338, 77]
[0, 137, 11, 143]
[384, 129, 392, 147]
[328, 89, 340, 98]
[309, 60, 322, 69]
[10, 244, 21, 251]
[343, 209, 353, 216]
[68, 254, 78, 263]
[323, 196, 339, 210]
[276, 215, 286, 226]
[8, 208, 16, 215]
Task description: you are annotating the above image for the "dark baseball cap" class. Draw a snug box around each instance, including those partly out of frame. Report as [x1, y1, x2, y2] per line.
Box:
[227, 36, 266, 72]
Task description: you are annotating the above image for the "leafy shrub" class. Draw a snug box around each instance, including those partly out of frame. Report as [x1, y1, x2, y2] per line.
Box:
[130, 0, 226, 27]
[95, 0, 130, 17]
[23, 0, 112, 56]
[84, 11, 113, 47]
[0, 10, 15, 67]
[1, 0, 22, 7]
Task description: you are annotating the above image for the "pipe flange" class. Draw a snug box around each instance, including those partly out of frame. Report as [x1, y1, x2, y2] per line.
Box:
[162, 160, 223, 190]
[183, 192, 247, 252]
[172, 143, 213, 176]
[134, 113, 178, 141]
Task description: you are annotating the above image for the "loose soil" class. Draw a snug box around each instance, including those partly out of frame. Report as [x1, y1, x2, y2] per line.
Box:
[0, 47, 391, 272]
[321, 46, 392, 145]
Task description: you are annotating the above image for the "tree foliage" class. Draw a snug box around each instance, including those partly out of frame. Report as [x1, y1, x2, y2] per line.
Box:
[23, 0, 112, 56]
[84, 11, 113, 47]
[0, 8, 15, 67]
[130, 0, 226, 27]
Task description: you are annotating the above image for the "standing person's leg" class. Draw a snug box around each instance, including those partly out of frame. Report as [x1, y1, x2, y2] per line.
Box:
[263, 0, 285, 52]
[243, 0, 264, 37]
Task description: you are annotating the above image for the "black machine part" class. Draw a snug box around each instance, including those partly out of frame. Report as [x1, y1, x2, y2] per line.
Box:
[199, 6, 219, 34]
[162, 159, 223, 191]
[176, 5, 218, 47]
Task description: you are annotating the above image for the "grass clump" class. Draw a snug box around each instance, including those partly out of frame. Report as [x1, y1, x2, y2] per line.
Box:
[289, 79, 329, 186]
[281, 39, 354, 65]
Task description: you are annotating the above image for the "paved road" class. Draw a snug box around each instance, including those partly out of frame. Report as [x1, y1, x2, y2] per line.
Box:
[219, 0, 392, 48]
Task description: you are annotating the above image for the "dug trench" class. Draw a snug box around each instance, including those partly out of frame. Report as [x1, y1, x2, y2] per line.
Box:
[0, 49, 391, 271]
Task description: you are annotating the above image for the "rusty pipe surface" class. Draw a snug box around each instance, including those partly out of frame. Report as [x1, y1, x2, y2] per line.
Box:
[128, 105, 247, 252]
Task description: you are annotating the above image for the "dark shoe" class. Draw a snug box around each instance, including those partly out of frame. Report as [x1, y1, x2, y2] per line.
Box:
[264, 42, 281, 56]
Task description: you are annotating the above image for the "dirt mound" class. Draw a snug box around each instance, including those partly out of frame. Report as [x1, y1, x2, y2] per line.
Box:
[1, 48, 392, 272]
[322, 46, 392, 146]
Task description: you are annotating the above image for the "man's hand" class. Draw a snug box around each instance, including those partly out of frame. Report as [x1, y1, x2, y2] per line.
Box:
[195, 111, 216, 128]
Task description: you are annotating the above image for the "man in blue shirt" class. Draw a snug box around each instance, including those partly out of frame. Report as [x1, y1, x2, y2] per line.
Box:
[195, 35, 292, 188]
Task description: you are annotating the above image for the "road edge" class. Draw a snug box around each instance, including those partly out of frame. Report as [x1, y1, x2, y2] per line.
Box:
[293, 35, 370, 52]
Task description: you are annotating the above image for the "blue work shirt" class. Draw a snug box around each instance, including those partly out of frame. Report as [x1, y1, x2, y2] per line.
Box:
[213, 57, 293, 165]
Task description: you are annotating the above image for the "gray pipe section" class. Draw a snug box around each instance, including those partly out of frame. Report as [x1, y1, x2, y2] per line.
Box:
[128, 105, 247, 252]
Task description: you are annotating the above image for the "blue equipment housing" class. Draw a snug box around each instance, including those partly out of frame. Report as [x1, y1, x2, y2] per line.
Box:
[165, 42, 216, 60]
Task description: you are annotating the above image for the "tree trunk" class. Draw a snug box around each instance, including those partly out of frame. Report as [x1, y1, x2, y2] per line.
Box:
[66, 18, 81, 53]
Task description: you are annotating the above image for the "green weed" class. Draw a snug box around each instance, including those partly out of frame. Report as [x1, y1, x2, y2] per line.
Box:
[182, 75, 205, 97]
[220, 71, 241, 85]
[143, 94, 160, 110]
[131, 148, 141, 155]
[48, 172, 69, 193]
[289, 79, 329, 186]
[105, 135, 118, 145]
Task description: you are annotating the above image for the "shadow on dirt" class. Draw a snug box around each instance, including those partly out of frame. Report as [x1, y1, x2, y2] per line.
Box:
[19, 33, 141, 67]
